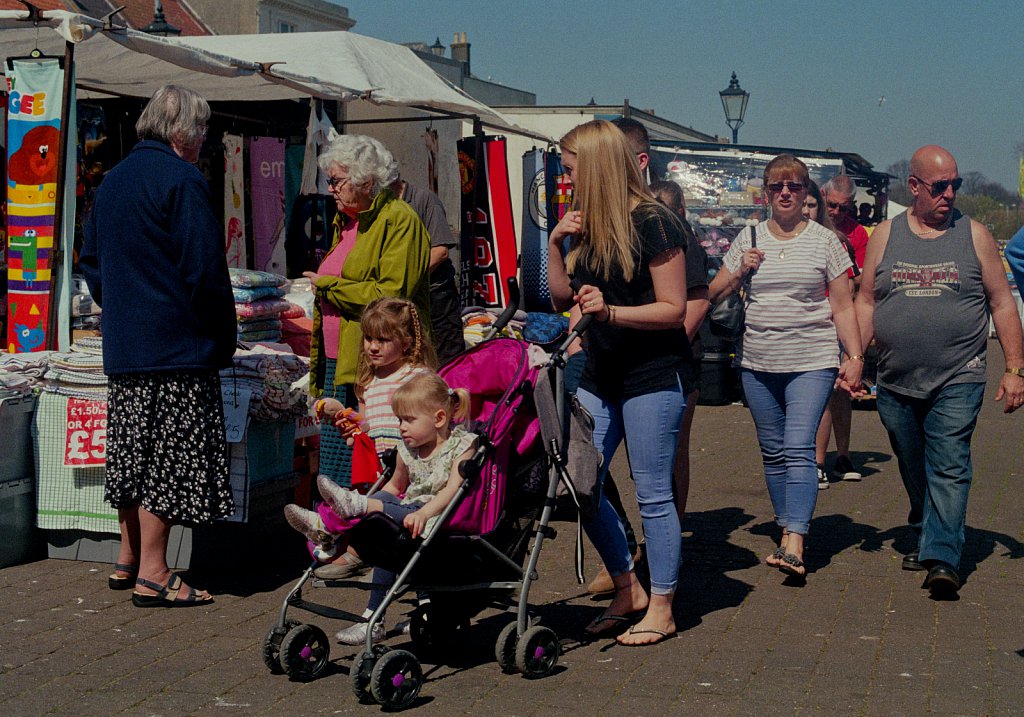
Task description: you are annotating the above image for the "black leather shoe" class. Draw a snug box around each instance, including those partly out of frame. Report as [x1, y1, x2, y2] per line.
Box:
[901, 552, 926, 571]
[923, 563, 961, 596]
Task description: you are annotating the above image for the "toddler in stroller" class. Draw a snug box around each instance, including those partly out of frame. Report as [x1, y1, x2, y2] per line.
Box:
[284, 371, 476, 642]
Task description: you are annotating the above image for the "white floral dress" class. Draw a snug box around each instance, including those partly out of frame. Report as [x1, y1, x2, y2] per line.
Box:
[396, 426, 477, 534]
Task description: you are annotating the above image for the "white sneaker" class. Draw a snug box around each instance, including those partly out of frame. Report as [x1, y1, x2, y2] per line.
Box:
[335, 621, 386, 645]
[817, 464, 830, 490]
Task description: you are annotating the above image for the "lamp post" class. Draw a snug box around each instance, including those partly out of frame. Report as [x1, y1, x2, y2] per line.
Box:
[719, 72, 750, 144]
[142, 1, 181, 37]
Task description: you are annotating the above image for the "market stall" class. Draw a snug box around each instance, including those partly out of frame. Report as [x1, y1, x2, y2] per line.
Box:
[1, 8, 544, 569]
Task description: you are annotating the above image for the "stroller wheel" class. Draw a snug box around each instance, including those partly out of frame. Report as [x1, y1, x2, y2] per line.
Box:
[495, 621, 519, 674]
[370, 649, 423, 709]
[261, 620, 302, 674]
[514, 626, 559, 678]
[279, 624, 331, 682]
[350, 645, 390, 703]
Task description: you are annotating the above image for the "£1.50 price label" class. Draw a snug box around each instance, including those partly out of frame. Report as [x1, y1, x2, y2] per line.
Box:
[64, 398, 108, 467]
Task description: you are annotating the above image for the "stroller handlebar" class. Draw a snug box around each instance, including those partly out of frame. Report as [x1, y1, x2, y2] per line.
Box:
[550, 313, 594, 363]
[483, 277, 521, 340]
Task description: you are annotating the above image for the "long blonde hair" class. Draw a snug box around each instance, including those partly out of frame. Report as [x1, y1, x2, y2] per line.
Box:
[560, 120, 658, 282]
[354, 297, 437, 401]
[391, 372, 471, 425]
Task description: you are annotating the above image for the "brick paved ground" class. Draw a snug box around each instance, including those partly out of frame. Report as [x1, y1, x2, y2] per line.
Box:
[1, 344, 1022, 715]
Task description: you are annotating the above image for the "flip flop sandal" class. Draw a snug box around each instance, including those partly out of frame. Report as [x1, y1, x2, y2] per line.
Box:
[108, 563, 138, 590]
[584, 611, 643, 638]
[132, 574, 214, 608]
[778, 552, 807, 578]
[765, 547, 786, 566]
[616, 626, 677, 647]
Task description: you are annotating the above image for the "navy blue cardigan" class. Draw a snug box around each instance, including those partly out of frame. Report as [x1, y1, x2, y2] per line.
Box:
[80, 140, 236, 374]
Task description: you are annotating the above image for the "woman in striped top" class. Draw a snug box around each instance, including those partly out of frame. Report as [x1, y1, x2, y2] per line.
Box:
[708, 155, 864, 580]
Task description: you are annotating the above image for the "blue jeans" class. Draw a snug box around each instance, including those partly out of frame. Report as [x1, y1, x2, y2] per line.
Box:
[876, 382, 984, 569]
[741, 368, 837, 535]
[577, 380, 686, 595]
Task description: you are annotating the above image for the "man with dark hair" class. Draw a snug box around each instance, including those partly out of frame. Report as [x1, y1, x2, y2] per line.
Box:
[855, 144, 1024, 597]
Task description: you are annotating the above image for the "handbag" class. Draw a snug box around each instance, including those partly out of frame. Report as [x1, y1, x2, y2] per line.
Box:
[709, 225, 756, 340]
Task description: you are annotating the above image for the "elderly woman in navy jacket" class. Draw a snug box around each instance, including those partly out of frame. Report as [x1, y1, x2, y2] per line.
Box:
[80, 85, 236, 607]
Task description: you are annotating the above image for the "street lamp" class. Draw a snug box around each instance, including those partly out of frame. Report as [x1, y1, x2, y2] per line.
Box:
[719, 72, 750, 144]
[142, 1, 181, 37]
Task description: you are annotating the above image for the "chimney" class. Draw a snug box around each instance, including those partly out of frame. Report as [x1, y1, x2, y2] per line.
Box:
[450, 31, 470, 73]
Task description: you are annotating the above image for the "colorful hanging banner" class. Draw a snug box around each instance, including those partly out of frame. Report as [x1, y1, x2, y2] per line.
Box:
[457, 135, 518, 309]
[5, 58, 65, 353]
[223, 132, 247, 269]
[249, 136, 286, 274]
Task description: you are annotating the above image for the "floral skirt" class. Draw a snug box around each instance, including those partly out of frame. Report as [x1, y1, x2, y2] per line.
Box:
[105, 371, 234, 524]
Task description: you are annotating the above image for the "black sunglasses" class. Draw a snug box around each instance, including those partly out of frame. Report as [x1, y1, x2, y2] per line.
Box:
[767, 181, 806, 193]
[911, 175, 963, 197]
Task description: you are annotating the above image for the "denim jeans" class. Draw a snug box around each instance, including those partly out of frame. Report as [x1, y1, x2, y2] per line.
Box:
[876, 382, 984, 569]
[740, 368, 837, 535]
[577, 380, 686, 595]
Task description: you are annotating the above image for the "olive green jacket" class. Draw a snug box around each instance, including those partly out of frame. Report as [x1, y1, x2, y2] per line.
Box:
[309, 188, 431, 395]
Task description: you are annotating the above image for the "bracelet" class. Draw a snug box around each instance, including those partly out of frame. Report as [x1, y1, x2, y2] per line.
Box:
[1006, 367, 1024, 377]
[608, 305, 617, 325]
[847, 354, 865, 361]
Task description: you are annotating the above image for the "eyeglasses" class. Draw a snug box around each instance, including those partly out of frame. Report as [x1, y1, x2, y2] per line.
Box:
[326, 175, 351, 190]
[911, 175, 963, 197]
[767, 181, 806, 193]
[826, 201, 851, 210]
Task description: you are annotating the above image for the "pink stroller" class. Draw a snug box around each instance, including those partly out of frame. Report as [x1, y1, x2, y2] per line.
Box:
[260, 308, 594, 709]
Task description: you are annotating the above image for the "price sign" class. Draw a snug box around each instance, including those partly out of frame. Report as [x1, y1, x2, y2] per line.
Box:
[221, 383, 251, 443]
[64, 398, 108, 467]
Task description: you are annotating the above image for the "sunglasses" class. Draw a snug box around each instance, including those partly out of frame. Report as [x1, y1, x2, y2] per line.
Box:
[911, 175, 962, 197]
[326, 175, 351, 190]
[826, 201, 852, 210]
[767, 181, 806, 193]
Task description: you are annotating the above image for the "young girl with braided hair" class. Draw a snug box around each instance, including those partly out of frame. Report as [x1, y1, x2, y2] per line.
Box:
[286, 371, 477, 644]
[296, 297, 437, 579]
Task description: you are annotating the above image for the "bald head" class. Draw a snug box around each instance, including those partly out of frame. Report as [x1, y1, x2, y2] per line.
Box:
[910, 145, 957, 178]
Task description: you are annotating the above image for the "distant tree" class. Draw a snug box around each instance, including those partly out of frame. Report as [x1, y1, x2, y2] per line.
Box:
[885, 160, 912, 205]
[961, 171, 987, 195]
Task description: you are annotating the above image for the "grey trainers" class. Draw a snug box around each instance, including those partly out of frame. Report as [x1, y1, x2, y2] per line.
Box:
[336, 621, 386, 645]
[833, 455, 862, 481]
[817, 464, 830, 490]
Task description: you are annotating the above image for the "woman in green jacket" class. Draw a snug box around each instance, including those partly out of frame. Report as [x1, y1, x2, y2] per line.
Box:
[304, 134, 431, 492]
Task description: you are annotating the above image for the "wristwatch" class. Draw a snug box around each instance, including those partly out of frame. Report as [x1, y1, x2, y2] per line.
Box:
[1006, 367, 1024, 377]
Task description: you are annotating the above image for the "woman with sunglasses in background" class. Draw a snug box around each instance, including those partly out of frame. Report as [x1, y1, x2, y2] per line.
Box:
[304, 135, 431, 491]
[708, 155, 864, 581]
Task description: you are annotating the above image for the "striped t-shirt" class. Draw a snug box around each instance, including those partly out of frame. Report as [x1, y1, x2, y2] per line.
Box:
[362, 364, 428, 454]
[722, 220, 851, 373]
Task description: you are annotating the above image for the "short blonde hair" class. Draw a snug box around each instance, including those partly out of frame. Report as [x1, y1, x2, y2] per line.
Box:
[136, 85, 210, 148]
[391, 372, 470, 424]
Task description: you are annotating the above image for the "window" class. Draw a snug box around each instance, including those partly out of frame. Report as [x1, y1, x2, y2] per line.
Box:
[278, 21, 296, 33]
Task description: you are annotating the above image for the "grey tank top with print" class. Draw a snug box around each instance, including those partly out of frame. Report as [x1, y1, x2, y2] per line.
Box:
[873, 210, 988, 398]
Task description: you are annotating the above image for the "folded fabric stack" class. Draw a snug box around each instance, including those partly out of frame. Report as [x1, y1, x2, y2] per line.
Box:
[230, 268, 296, 343]
[0, 351, 53, 397]
[221, 344, 310, 422]
[42, 338, 107, 400]
[461, 307, 527, 348]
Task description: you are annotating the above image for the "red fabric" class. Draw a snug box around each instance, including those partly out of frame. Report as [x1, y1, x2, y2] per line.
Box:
[280, 316, 312, 357]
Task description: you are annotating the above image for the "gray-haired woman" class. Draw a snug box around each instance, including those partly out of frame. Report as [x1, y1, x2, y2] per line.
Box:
[303, 134, 431, 503]
[80, 84, 236, 606]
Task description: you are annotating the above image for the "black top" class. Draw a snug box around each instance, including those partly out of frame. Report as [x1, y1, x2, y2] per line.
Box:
[572, 204, 692, 400]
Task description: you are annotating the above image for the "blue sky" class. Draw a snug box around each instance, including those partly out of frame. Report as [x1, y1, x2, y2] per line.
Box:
[339, 0, 1024, 192]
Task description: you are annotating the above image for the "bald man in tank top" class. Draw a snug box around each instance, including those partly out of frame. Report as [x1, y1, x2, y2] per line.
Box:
[855, 145, 1024, 597]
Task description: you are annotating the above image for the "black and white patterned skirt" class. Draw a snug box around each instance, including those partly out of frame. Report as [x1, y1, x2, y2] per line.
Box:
[105, 371, 234, 524]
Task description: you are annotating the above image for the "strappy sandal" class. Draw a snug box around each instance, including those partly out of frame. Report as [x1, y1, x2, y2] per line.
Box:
[778, 552, 807, 579]
[765, 547, 786, 567]
[108, 563, 138, 590]
[132, 574, 214, 608]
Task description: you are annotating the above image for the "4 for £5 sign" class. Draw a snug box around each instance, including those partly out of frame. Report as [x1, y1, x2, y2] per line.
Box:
[65, 398, 108, 467]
